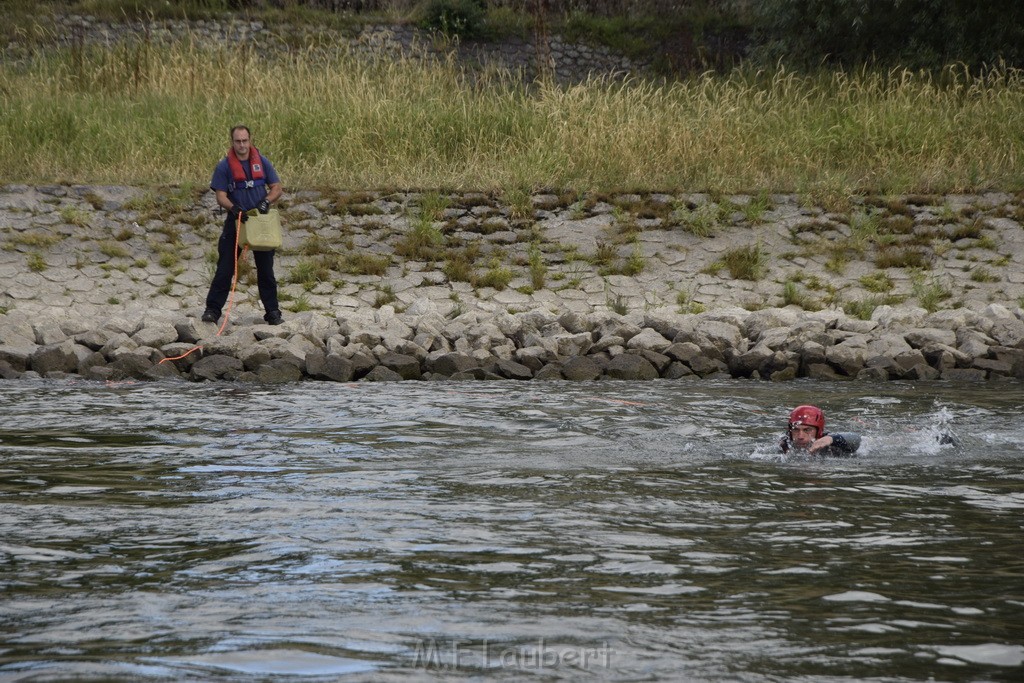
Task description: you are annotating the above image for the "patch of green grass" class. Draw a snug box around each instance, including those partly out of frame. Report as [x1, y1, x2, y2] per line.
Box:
[875, 246, 928, 269]
[951, 219, 984, 241]
[528, 242, 547, 290]
[345, 252, 391, 276]
[419, 192, 451, 221]
[503, 186, 534, 220]
[158, 251, 179, 269]
[825, 253, 849, 275]
[722, 242, 766, 280]
[395, 217, 443, 260]
[608, 292, 628, 315]
[911, 274, 952, 312]
[672, 203, 717, 237]
[99, 241, 129, 258]
[443, 243, 481, 283]
[782, 280, 822, 310]
[288, 258, 331, 291]
[859, 271, 894, 293]
[969, 267, 1000, 283]
[976, 235, 998, 250]
[475, 260, 515, 290]
[9, 231, 61, 248]
[675, 289, 705, 314]
[291, 293, 314, 312]
[741, 191, 774, 224]
[27, 252, 46, 271]
[842, 296, 884, 320]
[373, 285, 397, 308]
[623, 244, 646, 275]
[59, 207, 92, 227]
[586, 241, 613, 267]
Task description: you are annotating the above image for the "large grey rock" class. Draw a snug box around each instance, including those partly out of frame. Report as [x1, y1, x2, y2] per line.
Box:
[729, 342, 774, 377]
[987, 316, 1024, 348]
[489, 358, 533, 380]
[108, 352, 156, 380]
[905, 328, 957, 349]
[380, 352, 422, 380]
[558, 311, 592, 334]
[626, 328, 672, 353]
[562, 355, 602, 381]
[306, 351, 355, 382]
[190, 354, 244, 381]
[0, 359, 22, 379]
[956, 328, 993, 359]
[76, 328, 116, 351]
[673, 319, 742, 358]
[256, 358, 303, 383]
[533, 363, 565, 380]
[825, 343, 867, 376]
[0, 344, 37, 372]
[30, 341, 81, 374]
[742, 308, 800, 341]
[867, 333, 914, 358]
[605, 353, 658, 380]
[873, 305, 927, 328]
[133, 323, 178, 348]
[364, 365, 403, 381]
[33, 322, 68, 346]
[428, 352, 478, 376]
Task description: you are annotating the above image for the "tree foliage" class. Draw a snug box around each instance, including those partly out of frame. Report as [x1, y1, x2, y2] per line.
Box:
[753, 0, 1024, 69]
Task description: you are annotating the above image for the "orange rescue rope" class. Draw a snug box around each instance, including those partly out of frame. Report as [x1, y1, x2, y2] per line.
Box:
[159, 212, 248, 365]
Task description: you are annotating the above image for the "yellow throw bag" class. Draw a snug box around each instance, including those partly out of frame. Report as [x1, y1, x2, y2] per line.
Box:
[240, 208, 283, 251]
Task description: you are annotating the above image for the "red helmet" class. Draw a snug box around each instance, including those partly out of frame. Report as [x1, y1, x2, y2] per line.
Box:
[789, 405, 825, 438]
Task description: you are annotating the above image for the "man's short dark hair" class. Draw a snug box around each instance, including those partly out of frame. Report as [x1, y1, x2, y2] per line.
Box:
[230, 125, 251, 139]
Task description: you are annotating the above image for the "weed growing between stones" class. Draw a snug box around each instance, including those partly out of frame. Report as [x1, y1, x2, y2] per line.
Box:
[292, 293, 314, 312]
[59, 207, 92, 227]
[8, 232, 62, 249]
[912, 273, 953, 312]
[396, 216, 444, 260]
[675, 288, 705, 314]
[859, 272, 894, 293]
[722, 242, 766, 280]
[99, 241, 129, 259]
[528, 242, 547, 289]
[624, 244, 646, 275]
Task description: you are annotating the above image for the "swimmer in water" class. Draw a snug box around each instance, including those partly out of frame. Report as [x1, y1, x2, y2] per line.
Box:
[779, 405, 860, 457]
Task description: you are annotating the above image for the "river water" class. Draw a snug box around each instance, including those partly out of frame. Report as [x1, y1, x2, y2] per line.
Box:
[1, 378, 1022, 682]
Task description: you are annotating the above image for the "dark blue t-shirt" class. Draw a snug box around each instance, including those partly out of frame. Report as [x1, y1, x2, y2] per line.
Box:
[210, 154, 281, 211]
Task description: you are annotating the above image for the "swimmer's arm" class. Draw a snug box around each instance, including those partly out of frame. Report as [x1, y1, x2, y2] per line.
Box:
[809, 433, 860, 455]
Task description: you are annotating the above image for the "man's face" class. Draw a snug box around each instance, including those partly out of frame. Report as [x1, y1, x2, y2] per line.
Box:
[232, 130, 251, 160]
[790, 424, 818, 448]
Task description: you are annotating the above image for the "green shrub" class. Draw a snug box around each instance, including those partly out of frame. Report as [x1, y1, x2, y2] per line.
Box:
[418, 0, 486, 38]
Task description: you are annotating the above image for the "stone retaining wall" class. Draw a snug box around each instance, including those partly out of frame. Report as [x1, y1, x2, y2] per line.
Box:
[8, 15, 647, 84]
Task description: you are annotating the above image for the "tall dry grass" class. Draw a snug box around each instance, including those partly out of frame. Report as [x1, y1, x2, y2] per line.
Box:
[1, 39, 1022, 193]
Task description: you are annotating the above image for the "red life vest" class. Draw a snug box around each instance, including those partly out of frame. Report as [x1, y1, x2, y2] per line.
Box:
[227, 147, 266, 189]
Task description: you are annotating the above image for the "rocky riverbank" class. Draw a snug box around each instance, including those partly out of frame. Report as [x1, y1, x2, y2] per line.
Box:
[1, 184, 1022, 382]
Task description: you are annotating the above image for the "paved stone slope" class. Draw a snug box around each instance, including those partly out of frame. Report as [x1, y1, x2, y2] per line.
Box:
[1, 184, 1021, 321]
[1, 184, 1022, 382]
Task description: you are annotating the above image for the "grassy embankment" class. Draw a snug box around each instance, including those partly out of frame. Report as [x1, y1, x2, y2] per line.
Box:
[2, 36, 1023, 198]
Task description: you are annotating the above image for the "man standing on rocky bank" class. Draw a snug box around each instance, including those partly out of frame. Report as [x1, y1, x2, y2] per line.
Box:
[202, 124, 284, 325]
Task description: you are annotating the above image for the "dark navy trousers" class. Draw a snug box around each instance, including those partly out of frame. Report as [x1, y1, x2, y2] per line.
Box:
[204, 214, 279, 316]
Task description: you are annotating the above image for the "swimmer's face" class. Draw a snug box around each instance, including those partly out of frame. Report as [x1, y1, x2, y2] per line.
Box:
[790, 424, 818, 448]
